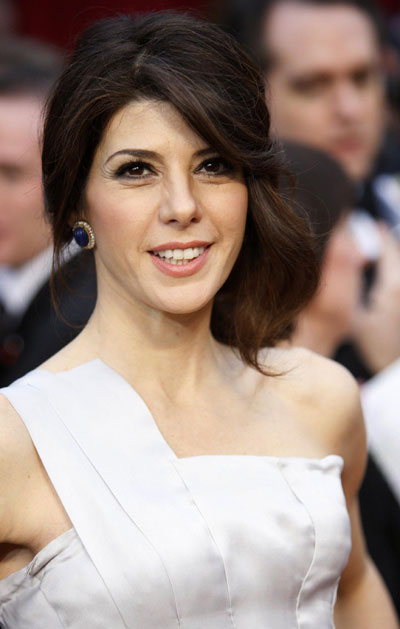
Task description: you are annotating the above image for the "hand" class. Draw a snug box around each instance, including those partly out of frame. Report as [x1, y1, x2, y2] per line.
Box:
[352, 223, 400, 374]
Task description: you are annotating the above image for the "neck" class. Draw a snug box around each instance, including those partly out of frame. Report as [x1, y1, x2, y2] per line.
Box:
[78, 289, 229, 401]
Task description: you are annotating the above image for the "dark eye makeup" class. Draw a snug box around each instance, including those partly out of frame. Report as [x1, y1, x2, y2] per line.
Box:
[111, 155, 236, 181]
[113, 161, 154, 179]
[196, 157, 235, 176]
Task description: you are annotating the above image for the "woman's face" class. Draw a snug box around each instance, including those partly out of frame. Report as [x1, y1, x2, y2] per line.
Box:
[84, 100, 248, 316]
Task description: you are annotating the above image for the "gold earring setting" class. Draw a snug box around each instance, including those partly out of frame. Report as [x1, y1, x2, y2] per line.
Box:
[72, 220, 96, 250]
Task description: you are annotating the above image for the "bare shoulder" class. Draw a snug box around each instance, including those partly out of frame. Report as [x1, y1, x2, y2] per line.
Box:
[259, 347, 366, 489]
[261, 345, 359, 400]
[0, 393, 34, 463]
[0, 395, 39, 541]
[273, 346, 360, 409]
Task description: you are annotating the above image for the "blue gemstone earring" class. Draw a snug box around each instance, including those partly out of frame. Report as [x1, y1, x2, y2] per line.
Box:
[72, 220, 96, 250]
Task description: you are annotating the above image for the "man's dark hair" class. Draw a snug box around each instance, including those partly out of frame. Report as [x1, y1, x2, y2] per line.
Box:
[42, 11, 320, 372]
[0, 37, 63, 97]
[211, 0, 387, 71]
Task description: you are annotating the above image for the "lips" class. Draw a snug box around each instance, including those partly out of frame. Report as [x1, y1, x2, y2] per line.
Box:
[331, 136, 365, 153]
[152, 245, 207, 265]
[149, 242, 212, 277]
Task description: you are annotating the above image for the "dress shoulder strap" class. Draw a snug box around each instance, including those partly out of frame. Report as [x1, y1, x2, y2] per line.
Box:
[1, 363, 181, 627]
[1, 361, 233, 628]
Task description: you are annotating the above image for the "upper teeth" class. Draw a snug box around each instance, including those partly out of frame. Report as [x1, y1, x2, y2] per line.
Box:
[154, 246, 206, 261]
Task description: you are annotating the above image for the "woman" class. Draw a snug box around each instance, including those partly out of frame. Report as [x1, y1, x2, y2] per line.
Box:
[0, 12, 397, 628]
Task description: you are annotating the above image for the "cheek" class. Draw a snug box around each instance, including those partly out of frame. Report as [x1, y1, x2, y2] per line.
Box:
[199, 182, 247, 243]
[223, 211, 247, 264]
[322, 235, 363, 301]
[85, 185, 155, 250]
[291, 98, 329, 132]
[324, 243, 349, 277]
[365, 91, 385, 140]
[227, 205, 247, 244]
[215, 184, 248, 241]
[28, 184, 45, 217]
[8, 195, 43, 238]
[270, 94, 328, 139]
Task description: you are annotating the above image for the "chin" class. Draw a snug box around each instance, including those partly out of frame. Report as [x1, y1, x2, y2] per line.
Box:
[148, 289, 214, 317]
[147, 274, 224, 313]
[161, 298, 212, 317]
[339, 153, 373, 182]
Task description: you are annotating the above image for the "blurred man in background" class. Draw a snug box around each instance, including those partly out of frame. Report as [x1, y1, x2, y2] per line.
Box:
[262, 0, 386, 180]
[255, 0, 400, 380]
[214, 0, 387, 179]
[0, 38, 96, 387]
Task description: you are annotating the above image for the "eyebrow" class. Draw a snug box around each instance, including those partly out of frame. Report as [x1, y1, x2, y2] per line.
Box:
[104, 147, 215, 166]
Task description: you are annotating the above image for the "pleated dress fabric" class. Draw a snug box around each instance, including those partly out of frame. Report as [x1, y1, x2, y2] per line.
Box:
[0, 360, 351, 628]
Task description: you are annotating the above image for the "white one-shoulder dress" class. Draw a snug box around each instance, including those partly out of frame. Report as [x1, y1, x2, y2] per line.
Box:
[0, 360, 351, 628]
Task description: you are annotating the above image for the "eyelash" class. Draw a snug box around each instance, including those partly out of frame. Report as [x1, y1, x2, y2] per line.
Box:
[113, 157, 235, 180]
[114, 161, 154, 179]
[197, 157, 235, 176]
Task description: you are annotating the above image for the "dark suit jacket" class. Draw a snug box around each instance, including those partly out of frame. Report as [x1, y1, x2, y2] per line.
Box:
[360, 456, 400, 616]
[0, 250, 96, 388]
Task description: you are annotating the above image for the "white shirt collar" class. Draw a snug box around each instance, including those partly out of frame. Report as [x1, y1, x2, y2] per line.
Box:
[0, 246, 54, 316]
[0, 241, 80, 317]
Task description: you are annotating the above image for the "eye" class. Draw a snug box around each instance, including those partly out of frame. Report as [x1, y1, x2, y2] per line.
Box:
[197, 157, 234, 176]
[0, 164, 23, 182]
[114, 161, 153, 179]
[352, 68, 376, 88]
[291, 75, 330, 97]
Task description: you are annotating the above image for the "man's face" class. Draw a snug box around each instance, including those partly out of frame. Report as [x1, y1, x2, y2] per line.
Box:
[264, 1, 386, 180]
[0, 95, 51, 267]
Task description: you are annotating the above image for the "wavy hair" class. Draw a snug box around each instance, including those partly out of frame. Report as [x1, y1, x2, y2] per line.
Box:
[42, 11, 320, 371]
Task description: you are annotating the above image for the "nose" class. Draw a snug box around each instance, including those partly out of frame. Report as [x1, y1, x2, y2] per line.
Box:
[159, 174, 201, 228]
[332, 81, 364, 122]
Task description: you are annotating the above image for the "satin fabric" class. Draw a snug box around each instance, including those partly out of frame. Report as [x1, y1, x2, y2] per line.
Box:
[0, 360, 351, 628]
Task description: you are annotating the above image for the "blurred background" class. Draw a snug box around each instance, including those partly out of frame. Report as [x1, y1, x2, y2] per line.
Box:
[2, 0, 398, 49]
[3, 0, 207, 48]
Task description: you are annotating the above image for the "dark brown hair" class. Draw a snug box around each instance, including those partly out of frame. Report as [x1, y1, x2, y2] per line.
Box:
[42, 11, 319, 371]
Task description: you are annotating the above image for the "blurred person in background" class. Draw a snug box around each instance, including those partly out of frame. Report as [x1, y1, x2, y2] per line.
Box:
[213, 0, 400, 381]
[282, 140, 400, 615]
[280, 142, 365, 355]
[0, 38, 96, 387]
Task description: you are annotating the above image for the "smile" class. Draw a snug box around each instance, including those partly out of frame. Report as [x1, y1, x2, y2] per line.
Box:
[152, 246, 206, 265]
[149, 243, 211, 277]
